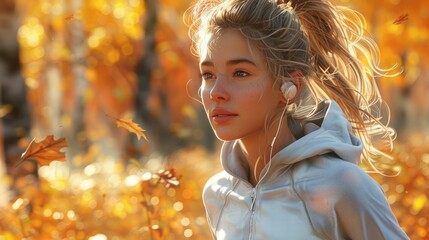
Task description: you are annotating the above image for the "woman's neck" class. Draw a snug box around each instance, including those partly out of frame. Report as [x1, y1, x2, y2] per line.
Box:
[238, 122, 296, 186]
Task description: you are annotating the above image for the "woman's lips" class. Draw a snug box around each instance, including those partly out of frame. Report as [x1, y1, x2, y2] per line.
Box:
[211, 109, 238, 124]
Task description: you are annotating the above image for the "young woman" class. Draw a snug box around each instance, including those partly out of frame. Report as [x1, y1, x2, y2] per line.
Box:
[186, 0, 409, 239]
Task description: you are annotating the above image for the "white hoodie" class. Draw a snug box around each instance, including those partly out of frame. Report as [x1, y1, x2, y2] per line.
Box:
[203, 101, 409, 240]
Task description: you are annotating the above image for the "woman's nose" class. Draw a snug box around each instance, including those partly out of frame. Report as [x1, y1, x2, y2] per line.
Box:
[210, 77, 229, 102]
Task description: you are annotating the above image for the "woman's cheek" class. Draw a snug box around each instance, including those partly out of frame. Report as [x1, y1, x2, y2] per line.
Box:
[200, 87, 211, 111]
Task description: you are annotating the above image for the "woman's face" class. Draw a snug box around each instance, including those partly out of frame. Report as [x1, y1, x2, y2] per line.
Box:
[199, 29, 282, 141]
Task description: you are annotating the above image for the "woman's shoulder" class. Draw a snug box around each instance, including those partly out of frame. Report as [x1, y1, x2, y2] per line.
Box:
[292, 154, 384, 199]
[202, 171, 239, 214]
[291, 155, 407, 239]
[203, 171, 235, 196]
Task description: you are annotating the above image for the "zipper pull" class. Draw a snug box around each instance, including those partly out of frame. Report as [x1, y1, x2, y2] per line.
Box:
[250, 188, 256, 211]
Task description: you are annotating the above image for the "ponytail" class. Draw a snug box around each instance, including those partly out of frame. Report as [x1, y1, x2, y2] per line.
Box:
[286, 0, 397, 171]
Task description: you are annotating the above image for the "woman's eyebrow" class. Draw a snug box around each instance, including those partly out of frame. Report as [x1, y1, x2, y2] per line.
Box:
[226, 58, 257, 67]
[200, 58, 257, 67]
[200, 60, 213, 67]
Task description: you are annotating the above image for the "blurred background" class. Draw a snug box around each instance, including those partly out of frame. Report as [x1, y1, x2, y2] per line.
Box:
[0, 0, 428, 239]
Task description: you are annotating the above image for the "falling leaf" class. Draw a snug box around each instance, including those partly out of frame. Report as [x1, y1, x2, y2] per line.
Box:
[17, 135, 68, 167]
[65, 14, 74, 21]
[110, 116, 148, 141]
[393, 13, 408, 25]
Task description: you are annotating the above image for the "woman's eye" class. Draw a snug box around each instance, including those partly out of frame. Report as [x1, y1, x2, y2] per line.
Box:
[201, 72, 214, 80]
[233, 70, 249, 78]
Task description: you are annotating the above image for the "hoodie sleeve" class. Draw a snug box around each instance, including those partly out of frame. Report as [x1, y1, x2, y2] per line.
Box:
[333, 166, 409, 240]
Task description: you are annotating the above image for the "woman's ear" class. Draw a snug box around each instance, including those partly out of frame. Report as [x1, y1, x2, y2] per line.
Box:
[290, 70, 304, 87]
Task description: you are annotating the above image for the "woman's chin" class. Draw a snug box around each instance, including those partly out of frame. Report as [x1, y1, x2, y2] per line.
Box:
[214, 133, 238, 142]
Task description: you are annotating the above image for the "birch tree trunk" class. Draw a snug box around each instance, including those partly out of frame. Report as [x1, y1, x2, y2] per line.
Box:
[65, 0, 87, 159]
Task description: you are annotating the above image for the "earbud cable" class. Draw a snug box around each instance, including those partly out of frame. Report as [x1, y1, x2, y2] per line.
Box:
[256, 98, 290, 184]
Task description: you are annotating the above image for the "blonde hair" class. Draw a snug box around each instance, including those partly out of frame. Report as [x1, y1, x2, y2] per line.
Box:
[185, 0, 398, 171]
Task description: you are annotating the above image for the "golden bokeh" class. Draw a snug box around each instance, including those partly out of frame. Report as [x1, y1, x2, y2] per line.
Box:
[0, 0, 428, 239]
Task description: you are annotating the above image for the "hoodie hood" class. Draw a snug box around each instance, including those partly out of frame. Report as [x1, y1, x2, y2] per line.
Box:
[220, 100, 364, 183]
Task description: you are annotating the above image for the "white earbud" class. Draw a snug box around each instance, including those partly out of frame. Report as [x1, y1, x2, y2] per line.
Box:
[281, 82, 297, 100]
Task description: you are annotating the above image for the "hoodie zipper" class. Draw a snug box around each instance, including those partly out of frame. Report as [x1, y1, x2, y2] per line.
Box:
[248, 187, 257, 240]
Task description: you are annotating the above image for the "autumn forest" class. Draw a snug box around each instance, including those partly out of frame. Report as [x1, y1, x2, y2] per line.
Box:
[0, 0, 428, 239]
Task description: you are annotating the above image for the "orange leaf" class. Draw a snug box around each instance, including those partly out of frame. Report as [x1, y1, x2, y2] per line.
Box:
[393, 13, 408, 25]
[17, 135, 68, 167]
[116, 118, 149, 141]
